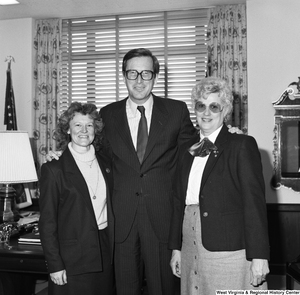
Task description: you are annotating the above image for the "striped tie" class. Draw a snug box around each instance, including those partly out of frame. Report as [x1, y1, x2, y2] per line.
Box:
[136, 106, 148, 163]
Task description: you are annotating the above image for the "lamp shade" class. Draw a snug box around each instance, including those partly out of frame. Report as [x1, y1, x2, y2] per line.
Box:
[0, 131, 38, 184]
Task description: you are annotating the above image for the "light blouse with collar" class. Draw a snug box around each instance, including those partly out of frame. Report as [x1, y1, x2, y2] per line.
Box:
[185, 125, 222, 205]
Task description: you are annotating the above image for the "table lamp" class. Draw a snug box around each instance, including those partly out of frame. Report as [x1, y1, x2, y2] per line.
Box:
[0, 131, 38, 223]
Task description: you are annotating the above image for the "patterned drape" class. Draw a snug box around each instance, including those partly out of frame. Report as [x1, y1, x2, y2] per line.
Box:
[206, 4, 248, 133]
[33, 19, 61, 169]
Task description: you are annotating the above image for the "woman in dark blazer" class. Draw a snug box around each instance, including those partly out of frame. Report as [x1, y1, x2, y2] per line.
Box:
[39, 102, 115, 295]
[169, 77, 270, 294]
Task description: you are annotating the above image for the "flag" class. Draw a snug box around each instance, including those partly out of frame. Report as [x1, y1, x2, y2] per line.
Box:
[4, 68, 17, 130]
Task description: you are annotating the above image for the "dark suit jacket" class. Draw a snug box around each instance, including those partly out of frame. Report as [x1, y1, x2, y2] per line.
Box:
[39, 147, 114, 275]
[100, 94, 196, 243]
[168, 124, 270, 260]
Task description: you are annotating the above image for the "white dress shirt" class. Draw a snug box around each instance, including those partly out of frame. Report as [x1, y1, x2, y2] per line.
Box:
[185, 125, 222, 205]
[126, 96, 153, 149]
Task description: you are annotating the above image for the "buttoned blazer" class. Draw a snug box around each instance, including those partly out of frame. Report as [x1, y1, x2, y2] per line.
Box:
[100, 94, 196, 243]
[168, 124, 270, 260]
[39, 147, 114, 275]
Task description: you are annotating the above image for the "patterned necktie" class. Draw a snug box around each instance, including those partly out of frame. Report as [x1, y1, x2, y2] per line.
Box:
[189, 137, 217, 157]
[136, 106, 148, 163]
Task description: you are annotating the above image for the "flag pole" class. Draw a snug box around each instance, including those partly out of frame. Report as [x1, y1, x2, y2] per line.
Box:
[4, 56, 17, 130]
[4, 56, 15, 71]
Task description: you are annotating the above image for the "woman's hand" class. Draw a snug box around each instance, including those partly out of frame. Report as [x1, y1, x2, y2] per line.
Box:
[45, 150, 62, 162]
[170, 250, 181, 278]
[50, 269, 67, 285]
[227, 125, 243, 134]
[250, 259, 269, 286]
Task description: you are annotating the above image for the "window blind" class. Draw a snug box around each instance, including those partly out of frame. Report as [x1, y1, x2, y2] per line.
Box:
[60, 8, 209, 124]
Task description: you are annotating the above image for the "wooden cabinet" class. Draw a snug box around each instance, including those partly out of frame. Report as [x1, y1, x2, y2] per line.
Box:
[267, 204, 300, 274]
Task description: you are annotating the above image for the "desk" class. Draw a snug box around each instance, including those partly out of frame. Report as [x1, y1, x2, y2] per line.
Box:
[0, 236, 47, 295]
[0, 237, 46, 274]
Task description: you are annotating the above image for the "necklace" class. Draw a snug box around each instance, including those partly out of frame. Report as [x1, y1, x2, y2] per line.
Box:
[87, 165, 99, 200]
[74, 157, 96, 168]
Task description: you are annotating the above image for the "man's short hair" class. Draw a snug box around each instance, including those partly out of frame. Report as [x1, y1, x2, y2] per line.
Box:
[122, 48, 160, 77]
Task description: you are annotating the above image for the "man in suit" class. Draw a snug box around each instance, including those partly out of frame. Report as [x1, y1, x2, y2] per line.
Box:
[100, 48, 196, 295]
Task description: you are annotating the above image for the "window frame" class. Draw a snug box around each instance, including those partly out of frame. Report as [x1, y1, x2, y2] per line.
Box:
[60, 8, 209, 124]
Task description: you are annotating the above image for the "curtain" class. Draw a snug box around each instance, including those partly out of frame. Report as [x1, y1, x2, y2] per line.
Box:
[206, 4, 247, 133]
[33, 19, 61, 169]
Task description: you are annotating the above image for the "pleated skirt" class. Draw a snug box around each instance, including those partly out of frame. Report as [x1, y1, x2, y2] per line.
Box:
[181, 205, 268, 295]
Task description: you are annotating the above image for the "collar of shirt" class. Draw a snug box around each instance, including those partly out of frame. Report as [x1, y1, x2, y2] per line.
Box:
[199, 124, 223, 144]
[126, 95, 153, 149]
[127, 95, 153, 119]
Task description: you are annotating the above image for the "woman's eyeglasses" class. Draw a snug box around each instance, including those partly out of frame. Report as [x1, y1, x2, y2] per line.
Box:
[194, 101, 224, 113]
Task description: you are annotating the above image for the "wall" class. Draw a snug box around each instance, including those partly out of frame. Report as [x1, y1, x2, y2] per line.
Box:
[1, 0, 300, 203]
[0, 18, 34, 135]
[247, 0, 300, 203]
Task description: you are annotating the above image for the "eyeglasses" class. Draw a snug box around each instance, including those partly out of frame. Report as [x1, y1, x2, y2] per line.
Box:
[125, 70, 154, 81]
[195, 101, 224, 113]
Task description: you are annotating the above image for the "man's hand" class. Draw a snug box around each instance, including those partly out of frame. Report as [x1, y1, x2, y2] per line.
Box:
[50, 269, 67, 285]
[170, 250, 181, 278]
[250, 259, 269, 286]
[227, 125, 243, 134]
[45, 150, 62, 162]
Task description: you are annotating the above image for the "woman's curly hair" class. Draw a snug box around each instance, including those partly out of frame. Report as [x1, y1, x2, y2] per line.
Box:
[191, 77, 233, 122]
[55, 102, 103, 151]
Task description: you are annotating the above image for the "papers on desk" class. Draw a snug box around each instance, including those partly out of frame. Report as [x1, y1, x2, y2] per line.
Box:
[18, 211, 40, 226]
[18, 231, 41, 245]
[17, 211, 41, 245]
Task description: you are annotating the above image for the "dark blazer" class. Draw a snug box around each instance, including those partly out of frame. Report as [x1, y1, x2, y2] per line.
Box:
[168, 124, 270, 260]
[100, 94, 196, 243]
[39, 147, 114, 275]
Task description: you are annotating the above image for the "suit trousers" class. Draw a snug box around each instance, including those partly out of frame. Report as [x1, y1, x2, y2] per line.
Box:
[48, 227, 115, 295]
[114, 195, 179, 295]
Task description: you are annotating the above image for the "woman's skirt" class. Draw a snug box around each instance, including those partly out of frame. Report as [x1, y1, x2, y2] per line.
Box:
[181, 205, 268, 295]
[48, 227, 115, 295]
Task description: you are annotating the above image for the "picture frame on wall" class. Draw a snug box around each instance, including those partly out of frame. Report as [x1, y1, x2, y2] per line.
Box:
[13, 183, 32, 209]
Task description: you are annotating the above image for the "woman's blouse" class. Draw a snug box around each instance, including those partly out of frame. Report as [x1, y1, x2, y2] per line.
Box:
[185, 126, 222, 205]
[69, 143, 107, 230]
